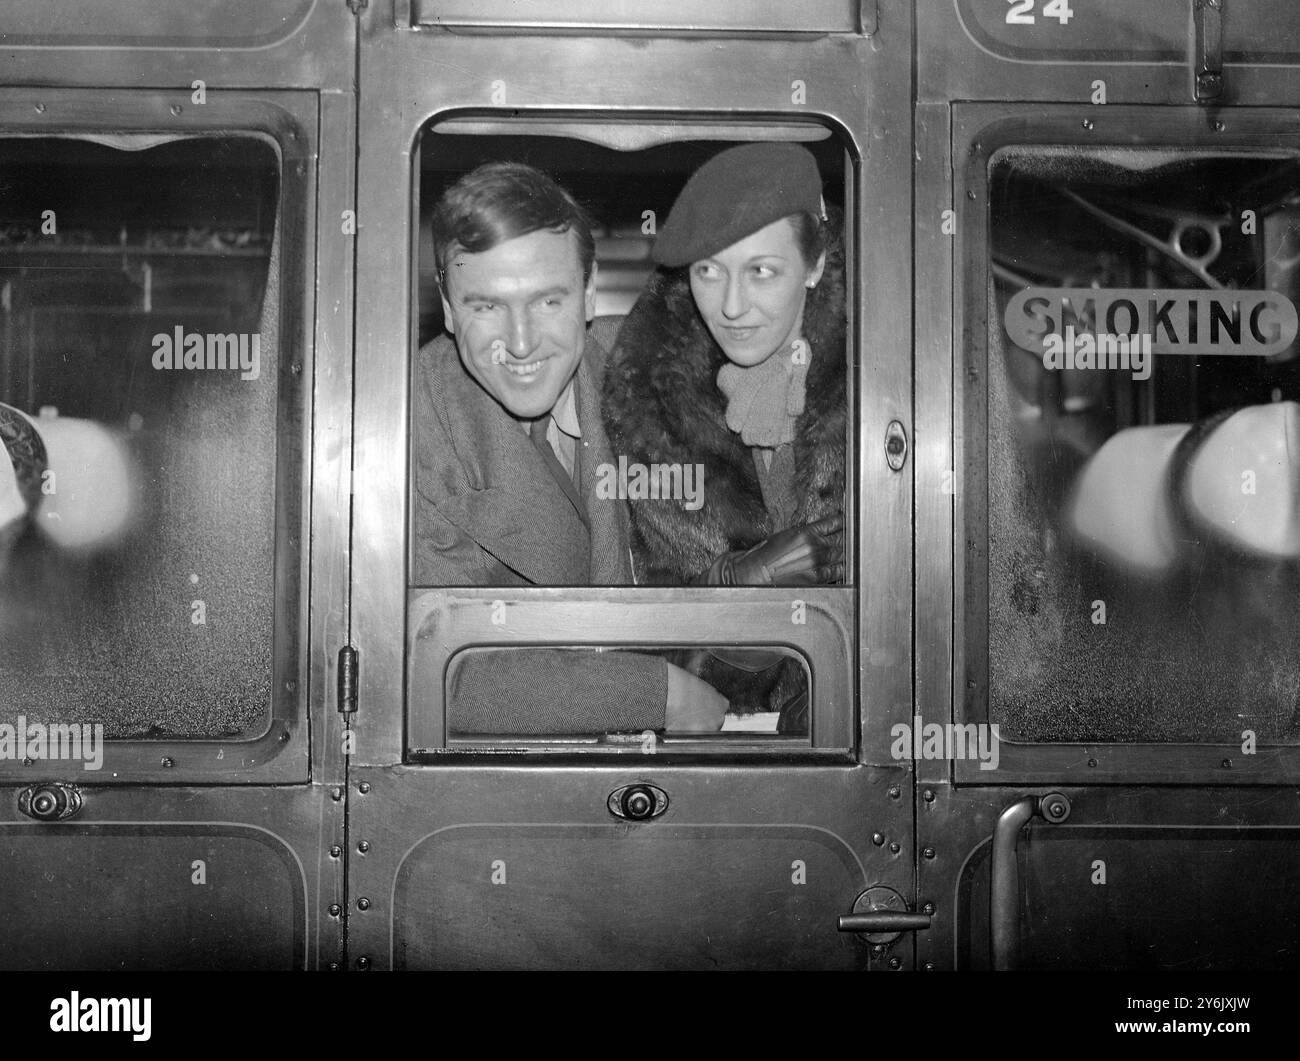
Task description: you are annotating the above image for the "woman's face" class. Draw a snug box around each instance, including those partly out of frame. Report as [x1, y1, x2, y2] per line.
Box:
[689, 216, 825, 368]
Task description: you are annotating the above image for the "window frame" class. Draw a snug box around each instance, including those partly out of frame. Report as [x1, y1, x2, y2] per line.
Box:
[954, 102, 1300, 786]
[0, 88, 315, 784]
[404, 115, 860, 760]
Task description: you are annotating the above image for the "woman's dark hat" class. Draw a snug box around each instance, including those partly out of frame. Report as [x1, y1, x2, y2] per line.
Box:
[652, 143, 825, 267]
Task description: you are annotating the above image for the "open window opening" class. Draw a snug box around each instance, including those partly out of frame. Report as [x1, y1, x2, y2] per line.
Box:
[406, 119, 854, 750]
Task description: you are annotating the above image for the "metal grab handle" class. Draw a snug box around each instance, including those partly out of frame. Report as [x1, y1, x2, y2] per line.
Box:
[838, 911, 931, 934]
[990, 793, 1071, 971]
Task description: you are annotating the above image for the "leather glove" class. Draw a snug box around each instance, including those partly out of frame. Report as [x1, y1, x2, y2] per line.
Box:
[694, 513, 845, 586]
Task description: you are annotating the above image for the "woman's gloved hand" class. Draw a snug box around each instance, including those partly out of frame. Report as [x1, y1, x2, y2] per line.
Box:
[695, 512, 845, 586]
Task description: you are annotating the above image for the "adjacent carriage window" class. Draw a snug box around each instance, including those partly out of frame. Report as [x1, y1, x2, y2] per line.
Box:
[984, 146, 1300, 744]
[407, 125, 853, 748]
[0, 136, 281, 740]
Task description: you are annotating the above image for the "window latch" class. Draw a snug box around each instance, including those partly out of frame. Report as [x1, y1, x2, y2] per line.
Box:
[1193, 0, 1224, 103]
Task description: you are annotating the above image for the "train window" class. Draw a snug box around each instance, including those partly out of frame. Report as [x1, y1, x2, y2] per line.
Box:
[984, 146, 1300, 744]
[443, 646, 809, 745]
[407, 122, 853, 750]
[0, 135, 283, 740]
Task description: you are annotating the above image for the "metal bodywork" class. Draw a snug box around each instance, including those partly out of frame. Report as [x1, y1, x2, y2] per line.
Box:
[2, 0, 1299, 971]
[348, 0, 914, 970]
[915, 0, 1300, 970]
[0, 0, 355, 970]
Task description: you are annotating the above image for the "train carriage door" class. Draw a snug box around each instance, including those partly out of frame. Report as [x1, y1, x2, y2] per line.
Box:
[917, 0, 1300, 970]
[349, 1, 917, 969]
[0, 0, 356, 970]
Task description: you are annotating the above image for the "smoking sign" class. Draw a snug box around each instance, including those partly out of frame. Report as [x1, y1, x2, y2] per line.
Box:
[1003, 287, 1299, 379]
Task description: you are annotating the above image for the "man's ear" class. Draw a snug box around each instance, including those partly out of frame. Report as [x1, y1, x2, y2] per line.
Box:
[439, 288, 455, 335]
[584, 261, 598, 322]
[808, 250, 826, 290]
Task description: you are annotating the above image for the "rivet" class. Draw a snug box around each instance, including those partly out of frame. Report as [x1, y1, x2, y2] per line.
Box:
[923, 789, 936, 803]
[922, 846, 936, 860]
[331, 787, 344, 802]
[923, 902, 936, 916]
[357, 840, 370, 853]
[329, 845, 342, 858]
[1087, 758, 1098, 768]
[285, 680, 297, 693]
[871, 944, 886, 957]
[22, 756, 33, 766]
[871, 832, 885, 846]
[328, 903, 341, 917]
[161, 757, 175, 768]
[279, 729, 290, 742]
[889, 841, 901, 854]
[888, 956, 902, 970]
[170, 104, 183, 116]
[1221, 758, 1232, 768]
[887, 785, 901, 800]
[967, 190, 976, 200]
[1213, 120, 1226, 133]
[327, 961, 340, 972]
[923, 962, 936, 971]
[358, 781, 371, 794]
[33, 103, 45, 114]
[357, 897, 371, 911]
[1082, 119, 1094, 130]
[356, 956, 370, 970]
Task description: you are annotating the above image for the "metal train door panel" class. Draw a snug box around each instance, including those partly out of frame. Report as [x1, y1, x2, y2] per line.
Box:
[0, 0, 356, 970]
[916, 0, 1300, 969]
[349, 0, 916, 969]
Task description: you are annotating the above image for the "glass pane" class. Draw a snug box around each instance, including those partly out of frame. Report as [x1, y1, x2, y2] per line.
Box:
[987, 146, 1300, 743]
[442, 645, 810, 744]
[0, 136, 280, 740]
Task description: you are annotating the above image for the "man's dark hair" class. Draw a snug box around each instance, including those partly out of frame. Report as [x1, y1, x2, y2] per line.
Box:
[431, 161, 597, 289]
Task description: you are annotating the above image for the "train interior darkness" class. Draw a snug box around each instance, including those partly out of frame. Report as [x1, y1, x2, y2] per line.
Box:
[415, 126, 848, 741]
[0, 136, 280, 739]
[987, 147, 1300, 743]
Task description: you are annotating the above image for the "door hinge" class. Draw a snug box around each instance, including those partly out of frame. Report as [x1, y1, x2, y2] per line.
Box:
[1193, 0, 1224, 103]
[858, 0, 879, 36]
[337, 645, 358, 714]
[346, 0, 368, 14]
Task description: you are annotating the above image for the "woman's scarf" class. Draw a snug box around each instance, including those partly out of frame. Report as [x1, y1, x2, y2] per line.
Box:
[715, 338, 811, 449]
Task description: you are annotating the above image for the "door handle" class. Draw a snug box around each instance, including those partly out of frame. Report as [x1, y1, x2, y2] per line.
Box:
[990, 792, 1071, 970]
[837, 885, 930, 944]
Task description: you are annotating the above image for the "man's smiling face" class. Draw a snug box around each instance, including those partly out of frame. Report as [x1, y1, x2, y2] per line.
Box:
[440, 227, 597, 421]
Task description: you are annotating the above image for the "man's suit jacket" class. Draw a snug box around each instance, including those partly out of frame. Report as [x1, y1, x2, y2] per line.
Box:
[413, 329, 633, 586]
[411, 324, 668, 733]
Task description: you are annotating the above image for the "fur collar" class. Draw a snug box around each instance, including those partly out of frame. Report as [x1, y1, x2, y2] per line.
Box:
[603, 225, 846, 582]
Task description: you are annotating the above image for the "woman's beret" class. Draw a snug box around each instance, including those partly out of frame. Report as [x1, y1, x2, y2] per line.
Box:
[652, 143, 825, 267]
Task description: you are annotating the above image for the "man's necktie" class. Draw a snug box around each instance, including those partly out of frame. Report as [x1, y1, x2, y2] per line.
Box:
[529, 416, 588, 529]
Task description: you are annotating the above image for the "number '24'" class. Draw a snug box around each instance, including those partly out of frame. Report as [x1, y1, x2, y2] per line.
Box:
[1007, 0, 1074, 25]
